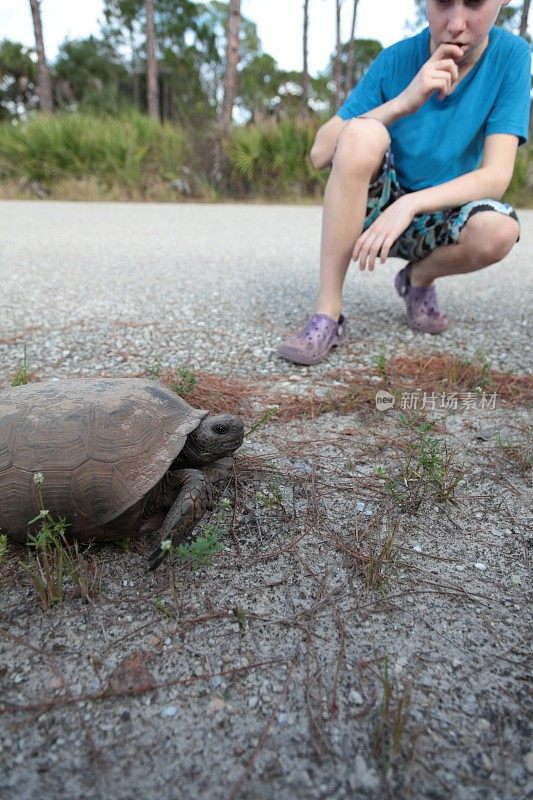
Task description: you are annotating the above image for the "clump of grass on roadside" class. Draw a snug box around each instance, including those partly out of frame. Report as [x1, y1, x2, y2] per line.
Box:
[172, 496, 231, 569]
[0, 112, 187, 192]
[255, 478, 286, 511]
[504, 143, 532, 209]
[0, 534, 8, 563]
[10, 344, 29, 386]
[169, 367, 197, 397]
[376, 413, 464, 512]
[373, 658, 413, 777]
[360, 524, 401, 592]
[496, 424, 532, 474]
[225, 118, 326, 198]
[373, 345, 389, 380]
[22, 472, 100, 610]
[176, 527, 223, 568]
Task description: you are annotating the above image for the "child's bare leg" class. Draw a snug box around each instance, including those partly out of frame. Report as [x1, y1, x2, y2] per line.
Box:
[409, 212, 520, 287]
[316, 118, 390, 319]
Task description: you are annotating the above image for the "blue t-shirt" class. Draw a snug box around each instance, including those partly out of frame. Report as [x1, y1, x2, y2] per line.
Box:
[337, 27, 531, 191]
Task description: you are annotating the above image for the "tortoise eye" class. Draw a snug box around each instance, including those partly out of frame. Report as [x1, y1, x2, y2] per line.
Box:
[213, 423, 229, 435]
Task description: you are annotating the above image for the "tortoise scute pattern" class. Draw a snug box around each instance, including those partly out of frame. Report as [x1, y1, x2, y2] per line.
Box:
[0, 379, 207, 541]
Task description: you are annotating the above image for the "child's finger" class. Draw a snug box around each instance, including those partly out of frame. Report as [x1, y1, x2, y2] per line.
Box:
[431, 43, 464, 63]
[433, 59, 459, 86]
[352, 231, 369, 264]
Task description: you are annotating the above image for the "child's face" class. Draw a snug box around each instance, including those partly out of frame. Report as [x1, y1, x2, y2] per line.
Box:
[426, 0, 512, 64]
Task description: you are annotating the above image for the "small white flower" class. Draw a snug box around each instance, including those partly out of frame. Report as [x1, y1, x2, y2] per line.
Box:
[160, 539, 172, 552]
[220, 497, 231, 509]
[33, 472, 44, 485]
[39, 509, 49, 518]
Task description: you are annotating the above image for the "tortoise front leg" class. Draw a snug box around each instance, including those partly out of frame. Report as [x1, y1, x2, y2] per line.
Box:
[147, 469, 214, 571]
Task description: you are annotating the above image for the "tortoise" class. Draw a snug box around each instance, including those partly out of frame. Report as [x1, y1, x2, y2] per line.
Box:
[0, 378, 244, 569]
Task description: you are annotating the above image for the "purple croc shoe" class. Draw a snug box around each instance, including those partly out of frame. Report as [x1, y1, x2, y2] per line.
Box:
[278, 313, 348, 366]
[395, 264, 449, 334]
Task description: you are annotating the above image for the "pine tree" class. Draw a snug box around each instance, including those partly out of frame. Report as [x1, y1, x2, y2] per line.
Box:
[220, 0, 241, 130]
[145, 0, 159, 119]
[29, 0, 53, 112]
[302, 0, 310, 109]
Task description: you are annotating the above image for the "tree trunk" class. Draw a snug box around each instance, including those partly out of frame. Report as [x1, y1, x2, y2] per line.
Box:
[29, 0, 53, 112]
[519, 0, 531, 37]
[345, 0, 359, 100]
[145, 0, 159, 120]
[302, 0, 310, 110]
[220, 0, 241, 131]
[334, 0, 343, 109]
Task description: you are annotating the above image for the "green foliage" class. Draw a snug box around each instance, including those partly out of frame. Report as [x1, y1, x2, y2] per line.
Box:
[0, 112, 186, 187]
[328, 38, 384, 105]
[376, 416, 465, 511]
[0, 39, 37, 120]
[100, 0, 243, 125]
[373, 658, 412, 772]
[373, 345, 388, 378]
[54, 36, 133, 114]
[496, 425, 532, 473]
[23, 473, 100, 610]
[238, 53, 282, 118]
[172, 495, 231, 569]
[176, 526, 223, 567]
[11, 344, 29, 386]
[170, 367, 197, 397]
[255, 480, 285, 510]
[0, 534, 8, 563]
[505, 142, 532, 208]
[245, 406, 279, 438]
[226, 118, 327, 198]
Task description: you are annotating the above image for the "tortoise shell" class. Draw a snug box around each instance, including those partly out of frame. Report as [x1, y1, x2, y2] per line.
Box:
[0, 379, 207, 542]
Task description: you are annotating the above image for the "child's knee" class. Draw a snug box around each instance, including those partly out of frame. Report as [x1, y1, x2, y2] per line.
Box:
[334, 118, 390, 176]
[462, 212, 519, 265]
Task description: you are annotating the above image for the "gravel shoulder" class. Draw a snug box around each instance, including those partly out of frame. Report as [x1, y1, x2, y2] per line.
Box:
[0, 200, 532, 800]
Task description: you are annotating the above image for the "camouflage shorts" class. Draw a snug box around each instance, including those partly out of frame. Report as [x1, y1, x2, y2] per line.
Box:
[364, 148, 520, 263]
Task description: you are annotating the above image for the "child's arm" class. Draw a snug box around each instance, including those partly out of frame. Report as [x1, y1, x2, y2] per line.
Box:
[403, 134, 519, 212]
[353, 134, 519, 271]
[311, 43, 464, 170]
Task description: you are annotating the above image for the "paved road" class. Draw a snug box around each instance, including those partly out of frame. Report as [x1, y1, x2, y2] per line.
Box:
[0, 200, 531, 381]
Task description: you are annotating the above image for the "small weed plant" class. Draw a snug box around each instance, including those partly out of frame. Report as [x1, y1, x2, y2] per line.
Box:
[255, 479, 285, 511]
[154, 596, 173, 618]
[176, 525, 223, 568]
[11, 344, 29, 386]
[173, 497, 230, 568]
[362, 524, 401, 592]
[245, 406, 279, 438]
[170, 367, 197, 397]
[0, 534, 8, 562]
[373, 346, 389, 379]
[496, 425, 532, 474]
[476, 354, 493, 390]
[23, 473, 100, 609]
[446, 351, 493, 392]
[146, 357, 162, 379]
[373, 658, 412, 774]
[377, 414, 464, 511]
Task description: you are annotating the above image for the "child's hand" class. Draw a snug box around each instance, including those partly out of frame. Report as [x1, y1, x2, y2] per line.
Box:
[400, 43, 464, 114]
[352, 195, 418, 271]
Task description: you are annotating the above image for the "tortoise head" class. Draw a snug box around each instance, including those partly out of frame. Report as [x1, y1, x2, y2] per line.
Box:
[180, 414, 244, 467]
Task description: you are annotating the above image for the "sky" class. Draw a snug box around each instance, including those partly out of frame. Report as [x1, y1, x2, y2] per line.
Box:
[1, 0, 420, 75]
